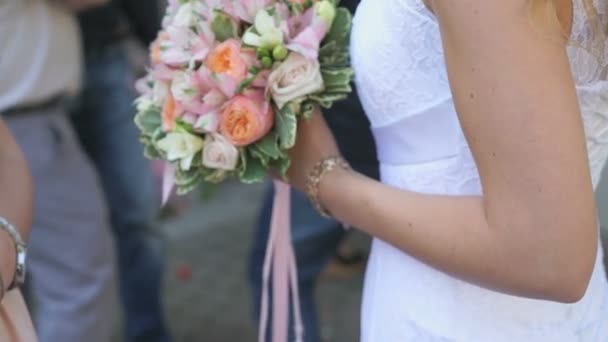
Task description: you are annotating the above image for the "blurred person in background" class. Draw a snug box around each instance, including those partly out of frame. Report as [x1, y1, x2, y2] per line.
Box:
[593, 169, 608, 275]
[0, 57, 36, 342]
[0, 123, 35, 340]
[248, 1, 378, 341]
[0, 0, 119, 341]
[73, 1, 172, 341]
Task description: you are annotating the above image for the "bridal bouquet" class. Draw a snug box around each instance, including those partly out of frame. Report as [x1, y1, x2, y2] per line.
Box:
[134, 0, 353, 195]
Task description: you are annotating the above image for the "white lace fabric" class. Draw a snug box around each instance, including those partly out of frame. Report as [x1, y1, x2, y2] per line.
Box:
[351, 0, 608, 340]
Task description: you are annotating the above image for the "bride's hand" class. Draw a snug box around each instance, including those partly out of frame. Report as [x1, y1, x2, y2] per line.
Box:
[286, 110, 341, 192]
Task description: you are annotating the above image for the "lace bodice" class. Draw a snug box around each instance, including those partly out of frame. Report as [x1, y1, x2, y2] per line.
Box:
[352, 0, 608, 187]
[351, 0, 608, 340]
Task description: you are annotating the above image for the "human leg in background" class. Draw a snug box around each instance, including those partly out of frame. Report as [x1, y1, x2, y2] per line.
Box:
[71, 43, 171, 342]
[8, 106, 118, 342]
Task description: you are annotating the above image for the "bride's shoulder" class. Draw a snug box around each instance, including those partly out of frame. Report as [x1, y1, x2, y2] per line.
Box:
[424, 0, 572, 36]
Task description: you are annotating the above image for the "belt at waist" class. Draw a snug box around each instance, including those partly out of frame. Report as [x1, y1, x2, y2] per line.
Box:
[2, 95, 69, 117]
[371, 99, 463, 165]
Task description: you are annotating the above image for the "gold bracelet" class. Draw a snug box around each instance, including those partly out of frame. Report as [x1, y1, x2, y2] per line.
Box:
[305, 156, 350, 218]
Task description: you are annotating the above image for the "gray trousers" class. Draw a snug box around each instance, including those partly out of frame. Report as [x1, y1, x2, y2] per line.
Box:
[4, 104, 118, 342]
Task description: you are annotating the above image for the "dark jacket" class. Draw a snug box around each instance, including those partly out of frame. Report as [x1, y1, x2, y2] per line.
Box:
[78, 0, 162, 49]
[324, 0, 378, 179]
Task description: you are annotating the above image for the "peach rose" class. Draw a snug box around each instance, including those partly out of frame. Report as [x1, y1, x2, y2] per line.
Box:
[220, 91, 273, 146]
[206, 39, 248, 85]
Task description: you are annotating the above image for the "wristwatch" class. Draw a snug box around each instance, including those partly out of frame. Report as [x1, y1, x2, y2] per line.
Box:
[0, 217, 27, 291]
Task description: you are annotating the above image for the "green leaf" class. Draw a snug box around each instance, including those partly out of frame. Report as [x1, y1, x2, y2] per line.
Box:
[240, 151, 267, 184]
[236, 75, 256, 94]
[175, 119, 195, 132]
[309, 92, 349, 104]
[276, 104, 298, 149]
[177, 181, 202, 195]
[300, 101, 316, 119]
[319, 41, 339, 60]
[323, 8, 352, 49]
[319, 7, 352, 69]
[134, 107, 162, 136]
[150, 126, 165, 139]
[321, 68, 353, 88]
[288, 2, 305, 13]
[204, 169, 228, 183]
[143, 143, 162, 160]
[252, 132, 282, 159]
[237, 148, 247, 173]
[174, 165, 203, 195]
[175, 166, 200, 187]
[139, 134, 165, 160]
[269, 156, 291, 181]
[324, 83, 352, 94]
[250, 148, 271, 167]
[320, 54, 349, 68]
[211, 10, 239, 42]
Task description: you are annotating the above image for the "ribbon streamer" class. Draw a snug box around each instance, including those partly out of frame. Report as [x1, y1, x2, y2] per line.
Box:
[258, 180, 304, 342]
[161, 162, 176, 206]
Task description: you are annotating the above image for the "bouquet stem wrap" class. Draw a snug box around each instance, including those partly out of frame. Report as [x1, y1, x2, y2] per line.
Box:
[260, 180, 304, 342]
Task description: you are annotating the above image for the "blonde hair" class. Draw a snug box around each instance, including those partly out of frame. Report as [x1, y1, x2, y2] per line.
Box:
[530, 0, 606, 63]
[530, 0, 601, 36]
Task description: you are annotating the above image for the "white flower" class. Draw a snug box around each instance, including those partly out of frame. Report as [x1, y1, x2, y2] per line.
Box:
[202, 134, 239, 171]
[267, 52, 324, 109]
[194, 112, 219, 133]
[242, 10, 283, 49]
[152, 81, 169, 106]
[162, 0, 181, 28]
[172, 2, 203, 28]
[170, 71, 199, 104]
[135, 95, 155, 112]
[157, 132, 204, 171]
[160, 26, 196, 66]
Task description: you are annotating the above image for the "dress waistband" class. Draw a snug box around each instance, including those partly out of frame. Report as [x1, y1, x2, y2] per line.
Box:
[371, 99, 463, 165]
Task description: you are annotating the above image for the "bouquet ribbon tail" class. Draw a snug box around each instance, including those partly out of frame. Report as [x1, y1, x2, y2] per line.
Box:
[259, 180, 304, 342]
[161, 162, 176, 206]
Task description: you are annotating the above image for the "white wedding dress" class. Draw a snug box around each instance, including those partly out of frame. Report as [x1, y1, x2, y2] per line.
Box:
[350, 0, 608, 340]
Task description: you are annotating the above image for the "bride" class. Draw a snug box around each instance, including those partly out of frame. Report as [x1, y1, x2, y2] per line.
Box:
[287, 0, 608, 340]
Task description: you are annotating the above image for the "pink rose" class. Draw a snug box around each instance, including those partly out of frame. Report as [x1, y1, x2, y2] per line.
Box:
[267, 52, 324, 109]
[205, 39, 251, 97]
[202, 134, 240, 171]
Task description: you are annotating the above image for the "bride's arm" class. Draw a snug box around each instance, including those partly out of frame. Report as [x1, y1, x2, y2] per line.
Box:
[293, 0, 596, 303]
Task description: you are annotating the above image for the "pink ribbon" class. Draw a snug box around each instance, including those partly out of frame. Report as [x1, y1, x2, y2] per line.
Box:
[258, 180, 304, 342]
[161, 162, 176, 206]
